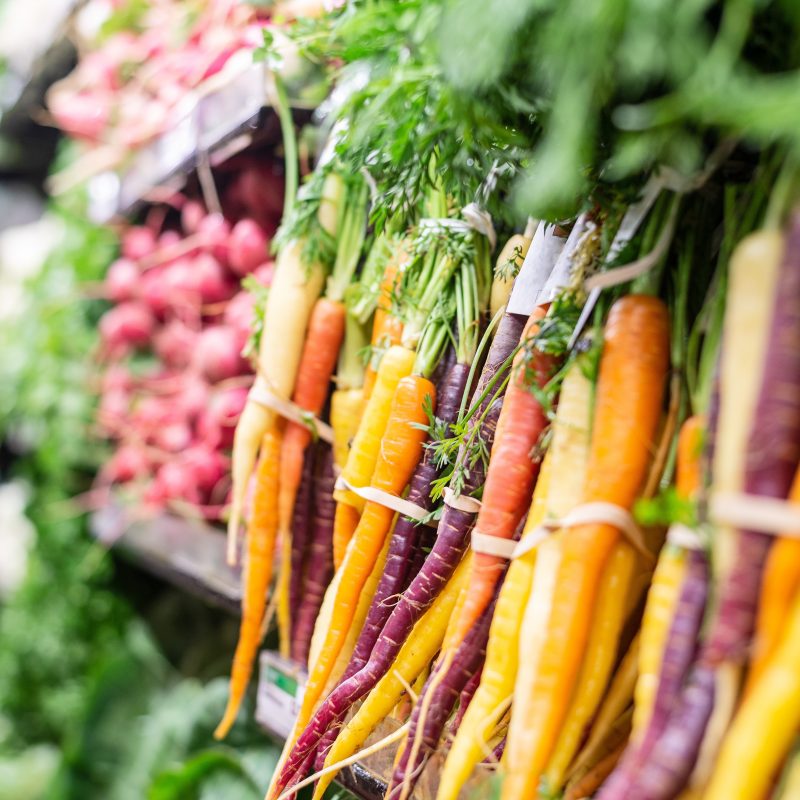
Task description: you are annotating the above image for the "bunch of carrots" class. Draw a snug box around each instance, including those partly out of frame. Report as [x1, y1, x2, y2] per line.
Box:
[213, 117, 800, 800]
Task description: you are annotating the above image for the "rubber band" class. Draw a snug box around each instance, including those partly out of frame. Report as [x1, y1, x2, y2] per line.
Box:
[443, 487, 482, 514]
[710, 491, 800, 539]
[418, 204, 497, 250]
[334, 475, 434, 524]
[248, 384, 334, 444]
[470, 501, 654, 563]
[666, 522, 706, 551]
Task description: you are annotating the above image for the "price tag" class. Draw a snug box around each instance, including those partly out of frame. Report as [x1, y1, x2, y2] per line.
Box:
[256, 651, 306, 740]
[540, 212, 592, 303]
[506, 222, 566, 315]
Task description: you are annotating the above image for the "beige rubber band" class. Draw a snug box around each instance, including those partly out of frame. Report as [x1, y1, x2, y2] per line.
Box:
[443, 487, 482, 514]
[248, 384, 334, 444]
[470, 502, 653, 563]
[666, 522, 705, 551]
[334, 475, 434, 524]
[710, 491, 800, 538]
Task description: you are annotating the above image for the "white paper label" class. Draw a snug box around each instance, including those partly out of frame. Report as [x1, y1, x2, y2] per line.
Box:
[507, 222, 566, 315]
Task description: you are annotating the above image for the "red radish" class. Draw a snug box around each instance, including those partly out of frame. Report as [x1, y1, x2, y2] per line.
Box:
[154, 419, 193, 453]
[102, 365, 134, 394]
[134, 395, 174, 431]
[197, 386, 248, 449]
[81, 51, 120, 91]
[182, 200, 206, 234]
[228, 219, 267, 275]
[122, 226, 158, 262]
[105, 258, 140, 302]
[193, 326, 249, 383]
[154, 319, 198, 368]
[99, 302, 155, 353]
[194, 253, 236, 304]
[104, 444, 150, 483]
[224, 290, 255, 348]
[152, 460, 202, 505]
[184, 445, 228, 492]
[252, 261, 275, 286]
[49, 91, 110, 141]
[179, 377, 210, 420]
[156, 230, 184, 264]
[141, 267, 170, 317]
[98, 389, 130, 431]
[197, 213, 231, 263]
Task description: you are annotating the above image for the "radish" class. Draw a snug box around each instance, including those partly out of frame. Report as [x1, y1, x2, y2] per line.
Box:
[152, 461, 202, 505]
[122, 226, 158, 262]
[154, 319, 198, 368]
[179, 376, 211, 420]
[154, 419, 193, 453]
[197, 386, 249, 449]
[252, 261, 275, 286]
[194, 253, 236, 304]
[223, 290, 255, 349]
[98, 389, 130, 432]
[134, 395, 174, 432]
[48, 91, 111, 141]
[105, 258, 140, 302]
[102, 365, 134, 394]
[193, 326, 249, 383]
[99, 302, 155, 354]
[228, 219, 267, 276]
[184, 445, 228, 492]
[182, 200, 206, 234]
[197, 213, 231, 263]
[104, 444, 150, 483]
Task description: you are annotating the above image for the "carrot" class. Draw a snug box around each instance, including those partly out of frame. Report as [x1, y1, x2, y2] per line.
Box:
[502, 294, 669, 800]
[289, 448, 316, 657]
[387, 594, 496, 800]
[447, 307, 554, 647]
[215, 428, 282, 740]
[564, 740, 627, 800]
[332, 503, 361, 571]
[293, 445, 335, 667]
[284, 371, 434, 758]
[704, 587, 800, 800]
[310, 554, 474, 800]
[629, 223, 800, 800]
[436, 356, 593, 800]
[228, 173, 343, 562]
[277, 297, 346, 570]
[745, 466, 800, 696]
[363, 246, 407, 400]
[544, 541, 637, 794]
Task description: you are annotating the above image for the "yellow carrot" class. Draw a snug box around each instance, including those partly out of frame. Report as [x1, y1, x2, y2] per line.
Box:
[705, 588, 800, 800]
[544, 542, 637, 793]
[312, 554, 473, 800]
[330, 388, 364, 470]
[335, 346, 416, 511]
[489, 224, 535, 318]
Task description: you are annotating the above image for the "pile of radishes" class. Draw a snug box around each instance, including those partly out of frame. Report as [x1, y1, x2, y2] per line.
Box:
[47, 0, 271, 148]
[95, 177, 280, 521]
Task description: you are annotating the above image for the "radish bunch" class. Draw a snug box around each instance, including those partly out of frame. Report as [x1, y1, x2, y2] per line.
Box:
[47, 0, 272, 149]
[95, 188, 278, 521]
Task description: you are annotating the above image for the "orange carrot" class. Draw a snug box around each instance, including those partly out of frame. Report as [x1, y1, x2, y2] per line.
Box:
[290, 374, 435, 740]
[363, 252, 406, 400]
[745, 467, 800, 696]
[447, 308, 553, 646]
[333, 502, 361, 570]
[502, 294, 670, 799]
[215, 428, 282, 740]
[278, 298, 347, 543]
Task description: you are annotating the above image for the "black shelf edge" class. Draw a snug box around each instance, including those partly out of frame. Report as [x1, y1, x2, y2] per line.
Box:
[90, 505, 241, 613]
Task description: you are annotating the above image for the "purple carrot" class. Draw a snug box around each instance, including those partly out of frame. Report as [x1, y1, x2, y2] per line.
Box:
[289, 447, 317, 663]
[450, 666, 483, 737]
[626, 218, 800, 799]
[291, 444, 335, 668]
[274, 314, 522, 794]
[597, 549, 709, 800]
[387, 595, 496, 800]
[313, 360, 473, 770]
[486, 736, 506, 764]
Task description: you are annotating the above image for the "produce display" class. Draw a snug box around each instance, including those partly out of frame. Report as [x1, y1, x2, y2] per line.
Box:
[32, 0, 800, 799]
[94, 157, 282, 519]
